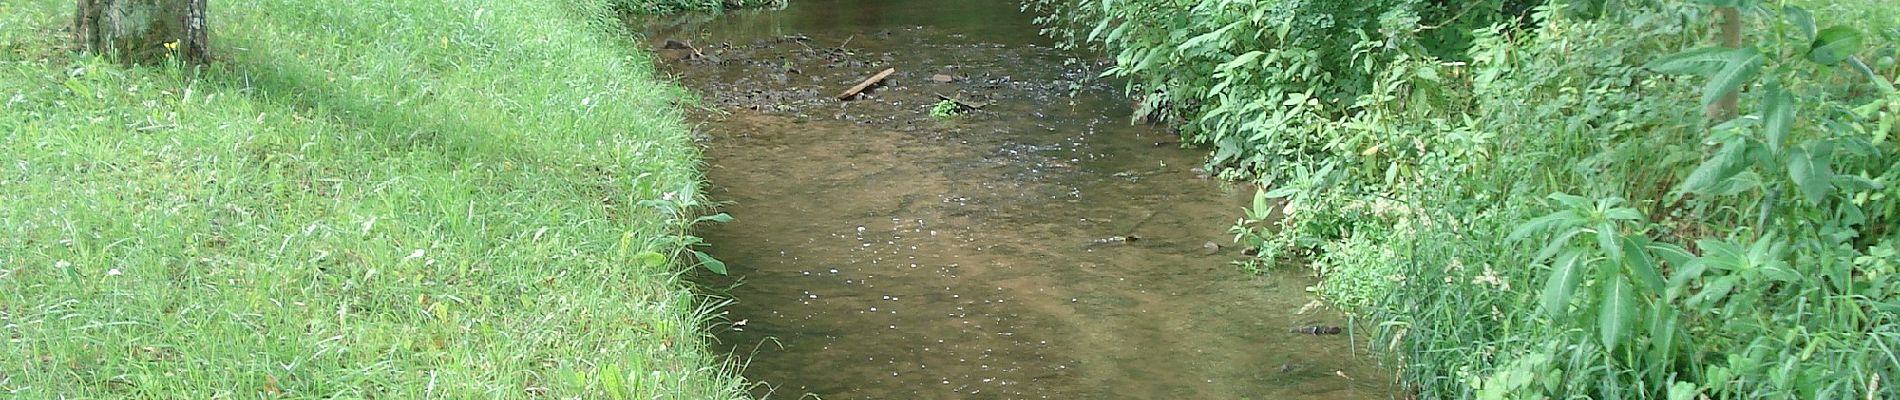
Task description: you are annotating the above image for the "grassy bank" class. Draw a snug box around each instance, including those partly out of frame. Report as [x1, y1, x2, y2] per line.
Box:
[1037, 0, 1898, 398]
[1, 0, 747, 398]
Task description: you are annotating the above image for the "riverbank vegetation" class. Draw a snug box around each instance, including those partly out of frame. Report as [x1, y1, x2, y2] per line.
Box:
[615, 0, 787, 14]
[1032, 0, 1898, 397]
[1, 0, 745, 397]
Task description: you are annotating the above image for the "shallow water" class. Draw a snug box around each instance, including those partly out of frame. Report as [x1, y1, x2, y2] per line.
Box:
[636, 2, 1392, 398]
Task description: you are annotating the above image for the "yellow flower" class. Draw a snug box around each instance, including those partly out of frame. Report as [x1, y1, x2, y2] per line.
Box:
[163, 41, 179, 50]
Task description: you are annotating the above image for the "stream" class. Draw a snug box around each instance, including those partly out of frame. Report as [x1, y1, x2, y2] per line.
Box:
[635, 2, 1392, 398]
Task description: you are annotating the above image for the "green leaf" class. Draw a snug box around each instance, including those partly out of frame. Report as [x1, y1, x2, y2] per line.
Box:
[1668, 381, 1702, 400]
[1783, 6, 1816, 41]
[1596, 222, 1623, 265]
[694, 213, 734, 224]
[1788, 140, 1835, 204]
[1649, 305, 1682, 368]
[1677, 138, 1748, 195]
[692, 250, 728, 275]
[1761, 84, 1794, 155]
[1604, 207, 1644, 221]
[1542, 250, 1587, 319]
[1535, 229, 1582, 263]
[1510, 210, 1583, 243]
[1549, 193, 1592, 210]
[1703, 47, 1763, 109]
[1807, 26, 1863, 66]
[633, 251, 667, 268]
[1687, 275, 1739, 307]
[1648, 243, 1695, 269]
[1697, 239, 1747, 271]
[1600, 278, 1637, 351]
[1622, 236, 1665, 294]
[1665, 259, 1706, 302]
[1645, 47, 1733, 75]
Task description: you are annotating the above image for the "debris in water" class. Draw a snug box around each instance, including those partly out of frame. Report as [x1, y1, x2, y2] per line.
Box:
[1088, 235, 1140, 246]
[1290, 325, 1343, 335]
[838, 67, 896, 100]
[1200, 241, 1220, 255]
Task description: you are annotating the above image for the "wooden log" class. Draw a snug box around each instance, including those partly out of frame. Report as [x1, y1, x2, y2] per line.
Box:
[838, 67, 896, 100]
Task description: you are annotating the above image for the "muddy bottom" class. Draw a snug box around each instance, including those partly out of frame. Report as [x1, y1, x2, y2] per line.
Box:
[637, 2, 1392, 399]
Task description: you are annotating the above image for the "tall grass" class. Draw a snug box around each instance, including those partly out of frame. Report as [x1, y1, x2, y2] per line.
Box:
[0, 0, 747, 398]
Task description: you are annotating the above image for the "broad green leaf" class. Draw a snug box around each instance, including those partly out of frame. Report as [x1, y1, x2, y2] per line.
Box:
[1263, 186, 1301, 199]
[1647, 243, 1696, 269]
[1549, 193, 1592, 210]
[1542, 249, 1587, 319]
[1788, 140, 1835, 204]
[1703, 47, 1763, 109]
[1677, 138, 1747, 195]
[1761, 84, 1794, 155]
[1644, 47, 1733, 75]
[1536, 229, 1582, 263]
[1649, 305, 1681, 368]
[1687, 275, 1739, 307]
[1218, 51, 1266, 71]
[1759, 264, 1800, 282]
[633, 251, 668, 268]
[1807, 26, 1863, 66]
[1697, 239, 1748, 271]
[1622, 236, 1665, 294]
[694, 213, 734, 224]
[1509, 210, 1583, 243]
[1605, 207, 1645, 221]
[1665, 259, 1706, 302]
[1783, 6, 1816, 41]
[1596, 222, 1623, 265]
[1600, 278, 1637, 351]
[692, 250, 728, 275]
[1847, 58, 1898, 95]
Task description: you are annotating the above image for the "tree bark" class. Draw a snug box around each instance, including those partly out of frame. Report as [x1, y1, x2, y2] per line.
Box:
[74, 0, 208, 65]
[1705, 6, 1741, 122]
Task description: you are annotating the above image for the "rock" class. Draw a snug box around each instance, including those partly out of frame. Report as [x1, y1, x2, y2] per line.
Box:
[1200, 241, 1220, 255]
[663, 39, 693, 50]
[929, 74, 955, 83]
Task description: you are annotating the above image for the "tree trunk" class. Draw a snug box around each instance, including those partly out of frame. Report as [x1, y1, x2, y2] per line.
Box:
[1705, 6, 1741, 122]
[74, 0, 208, 65]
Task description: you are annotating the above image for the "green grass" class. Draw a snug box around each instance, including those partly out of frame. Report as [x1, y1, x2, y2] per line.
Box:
[0, 0, 747, 398]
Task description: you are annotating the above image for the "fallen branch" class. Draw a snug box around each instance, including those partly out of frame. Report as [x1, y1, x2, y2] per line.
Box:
[838, 67, 896, 100]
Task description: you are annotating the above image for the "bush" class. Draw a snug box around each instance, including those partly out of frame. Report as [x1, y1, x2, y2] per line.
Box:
[1040, 0, 1900, 398]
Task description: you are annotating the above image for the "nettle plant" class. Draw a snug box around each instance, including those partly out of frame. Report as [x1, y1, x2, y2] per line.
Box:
[1510, 1, 1898, 397]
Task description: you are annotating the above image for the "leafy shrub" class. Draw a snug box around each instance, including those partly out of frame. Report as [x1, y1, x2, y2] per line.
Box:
[1040, 0, 1900, 398]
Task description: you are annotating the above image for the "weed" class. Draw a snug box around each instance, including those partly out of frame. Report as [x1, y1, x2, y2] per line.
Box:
[930, 99, 963, 121]
[1039, 0, 1900, 398]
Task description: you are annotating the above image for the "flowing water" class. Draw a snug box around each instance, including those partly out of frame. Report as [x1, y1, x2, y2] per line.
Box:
[636, 2, 1392, 398]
